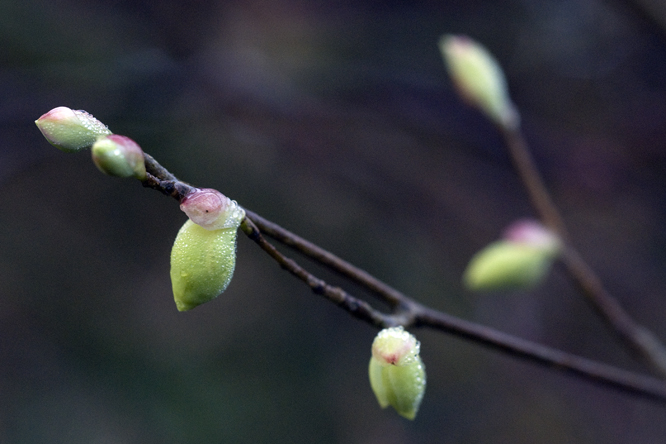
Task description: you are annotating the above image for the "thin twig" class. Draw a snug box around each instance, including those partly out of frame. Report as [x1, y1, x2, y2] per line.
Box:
[240, 216, 404, 327]
[500, 128, 568, 239]
[244, 209, 410, 310]
[243, 216, 666, 403]
[499, 125, 666, 378]
[610, 0, 666, 43]
[416, 305, 666, 403]
[141, 151, 666, 404]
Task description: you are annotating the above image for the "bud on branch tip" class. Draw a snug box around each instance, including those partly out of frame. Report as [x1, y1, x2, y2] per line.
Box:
[439, 35, 519, 130]
[35, 106, 111, 152]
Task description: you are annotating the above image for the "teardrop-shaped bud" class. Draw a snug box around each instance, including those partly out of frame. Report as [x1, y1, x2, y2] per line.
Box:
[463, 220, 561, 291]
[91, 135, 147, 180]
[170, 220, 240, 311]
[179, 188, 245, 231]
[439, 35, 519, 130]
[368, 327, 426, 420]
[35, 106, 111, 152]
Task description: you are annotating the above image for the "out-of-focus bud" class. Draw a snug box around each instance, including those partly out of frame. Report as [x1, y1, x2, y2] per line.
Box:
[170, 190, 245, 311]
[91, 135, 147, 180]
[35, 106, 111, 152]
[179, 188, 245, 231]
[439, 35, 519, 130]
[463, 220, 561, 291]
[368, 327, 426, 420]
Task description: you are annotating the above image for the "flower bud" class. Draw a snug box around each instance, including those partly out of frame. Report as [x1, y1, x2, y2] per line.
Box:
[170, 191, 245, 312]
[91, 135, 147, 180]
[439, 35, 519, 130]
[35, 106, 111, 152]
[170, 219, 241, 311]
[179, 188, 245, 231]
[463, 220, 561, 291]
[369, 327, 426, 420]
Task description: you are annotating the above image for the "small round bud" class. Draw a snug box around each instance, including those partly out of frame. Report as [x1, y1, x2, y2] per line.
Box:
[369, 327, 426, 420]
[439, 35, 519, 130]
[463, 220, 561, 291]
[91, 135, 147, 180]
[180, 188, 245, 231]
[170, 220, 240, 311]
[35, 106, 111, 152]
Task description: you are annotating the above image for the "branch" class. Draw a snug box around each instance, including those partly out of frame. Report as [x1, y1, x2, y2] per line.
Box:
[244, 209, 409, 309]
[500, 126, 666, 378]
[140, 151, 666, 405]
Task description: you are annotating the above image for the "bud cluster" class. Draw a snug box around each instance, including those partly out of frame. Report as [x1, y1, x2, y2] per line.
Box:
[36, 106, 147, 180]
[36, 106, 246, 312]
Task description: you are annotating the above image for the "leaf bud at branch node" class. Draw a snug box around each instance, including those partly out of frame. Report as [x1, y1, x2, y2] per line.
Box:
[369, 327, 426, 420]
[91, 135, 147, 180]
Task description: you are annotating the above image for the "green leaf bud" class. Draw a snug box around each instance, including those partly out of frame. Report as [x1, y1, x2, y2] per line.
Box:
[35, 106, 111, 152]
[91, 135, 147, 180]
[170, 189, 245, 311]
[439, 35, 519, 130]
[170, 220, 240, 311]
[463, 220, 561, 291]
[369, 327, 426, 420]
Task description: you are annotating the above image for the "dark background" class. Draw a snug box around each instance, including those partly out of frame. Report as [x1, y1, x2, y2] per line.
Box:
[3, 0, 666, 442]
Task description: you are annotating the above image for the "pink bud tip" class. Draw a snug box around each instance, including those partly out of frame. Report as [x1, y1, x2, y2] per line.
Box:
[371, 327, 420, 366]
[180, 188, 245, 231]
[503, 219, 560, 252]
[180, 188, 228, 225]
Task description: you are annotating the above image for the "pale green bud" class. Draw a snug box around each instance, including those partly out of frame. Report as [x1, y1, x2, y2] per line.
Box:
[170, 220, 239, 311]
[369, 327, 426, 420]
[170, 189, 245, 311]
[439, 35, 519, 130]
[35, 106, 111, 152]
[463, 220, 561, 291]
[91, 135, 147, 180]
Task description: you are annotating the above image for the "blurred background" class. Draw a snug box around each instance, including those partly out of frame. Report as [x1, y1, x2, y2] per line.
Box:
[3, 0, 666, 442]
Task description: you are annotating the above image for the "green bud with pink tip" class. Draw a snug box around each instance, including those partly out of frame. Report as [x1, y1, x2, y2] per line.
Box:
[368, 327, 426, 420]
[463, 220, 561, 291]
[439, 35, 519, 130]
[91, 135, 147, 180]
[35, 106, 111, 152]
[170, 189, 245, 311]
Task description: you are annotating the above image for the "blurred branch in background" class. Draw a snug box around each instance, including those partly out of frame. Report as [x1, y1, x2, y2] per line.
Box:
[440, 32, 666, 378]
[613, 0, 666, 41]
[501, 124, 666, 377]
